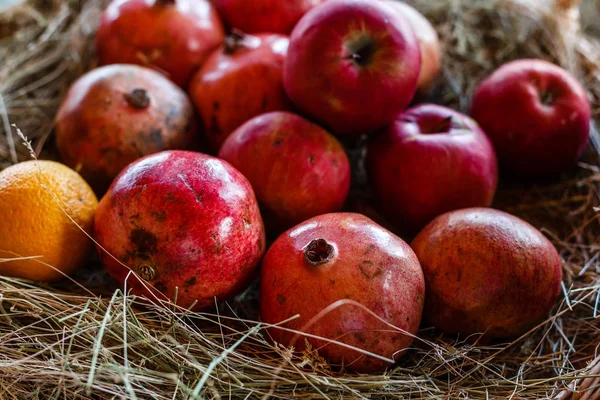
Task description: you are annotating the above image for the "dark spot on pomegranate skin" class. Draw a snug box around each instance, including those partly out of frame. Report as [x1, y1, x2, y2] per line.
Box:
[308, 154, 315, 164]
[130, 228, 158, 255]
[277, 294, 286, 304]
[154, 281, 167, 293]
[358, 260, 383, 280]
[150, 128, 164, 147]
[185, 277, 196, 287]
[273, 139, 282, 147]
[353, 332, 366, 343]
[363, 245, 375, 255]
[329, 279, 336, 285]
[151, 210, 167, 222]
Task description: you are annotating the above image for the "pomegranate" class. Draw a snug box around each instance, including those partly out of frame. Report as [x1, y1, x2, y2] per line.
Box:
[218, 112, 350, 235]
[96, 0, 225, 88]
[411, 208, 563, 338]
[55, 64, 198, 193]
[94, 150, 266, 311]
[260, 213, 425, 372]
[189, 32, 291, 152]
[211, 0, 328, 34]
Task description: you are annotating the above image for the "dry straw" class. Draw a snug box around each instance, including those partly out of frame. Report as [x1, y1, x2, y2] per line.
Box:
[1, 0, 600, 398]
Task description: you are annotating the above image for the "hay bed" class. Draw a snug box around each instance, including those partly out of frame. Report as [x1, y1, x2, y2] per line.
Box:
[1, 0, 600, 398]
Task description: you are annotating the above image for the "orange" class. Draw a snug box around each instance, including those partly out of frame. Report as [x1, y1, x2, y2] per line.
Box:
[0, 160, 98, 282]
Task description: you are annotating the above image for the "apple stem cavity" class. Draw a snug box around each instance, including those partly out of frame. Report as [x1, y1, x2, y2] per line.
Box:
[304, 238, 335, 266]
[137, 262, 157, 281]
[224, 29, 246, 55]
[540, 91, 554, 106]
[346, 35, 377, 67]
[155, 0, 175, 5]
[125, 88, 151, 109]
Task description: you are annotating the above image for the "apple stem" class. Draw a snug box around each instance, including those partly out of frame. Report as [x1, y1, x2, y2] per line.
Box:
[540, 91, 554, 105]
[125, 88, 151, 109]
[433, 116, 453, 133]
[304, 239, 335, 266]
[223, 29, 246, 55]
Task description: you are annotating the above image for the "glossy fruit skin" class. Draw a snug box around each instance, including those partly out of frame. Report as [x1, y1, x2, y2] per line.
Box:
[411, 208, 563, 339]
[55, 64, 198, 194]
[384, 1, 441, 92]
[470, 59, 591, 178]
[96, 0, 225, 88]
[219, 112, 351, 235]
[0, 160, 98, 282]
[211, 0, 327, 34]
[94, 150, 266, 311]
[260, 213, 425, 372]
[368, 104, 498, 235]
[283, 0, 421, 136]
[189, 33, 291, 152]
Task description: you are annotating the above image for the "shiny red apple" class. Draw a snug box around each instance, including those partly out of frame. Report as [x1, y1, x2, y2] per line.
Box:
[471, 59, 591, 178]
[283, 0, 421, 136]
[368, 104, 498, 235]
[211, 0, 327, 34]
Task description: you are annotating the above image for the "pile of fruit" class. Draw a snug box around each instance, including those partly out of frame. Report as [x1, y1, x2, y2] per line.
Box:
[0, 0, 592, 373]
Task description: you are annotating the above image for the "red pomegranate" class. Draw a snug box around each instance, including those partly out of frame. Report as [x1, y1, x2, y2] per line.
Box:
[55, 64, 198, 193]
[189, 32, 291, 152]
[96, 0, 225, 88]
[218, 112, 351, 235]
[94, 150, 266, 311]
[260, 213, 425, 372]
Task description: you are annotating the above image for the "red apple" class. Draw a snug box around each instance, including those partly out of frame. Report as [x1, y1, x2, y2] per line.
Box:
[94, 150, 266, 310]
[368, 104, 498, 235]
[218, 111, 351, 235]
[211, 0, 327, 34]
[96, 0, 225, 88]
[189, 32, 291, 152]
[470, 59, 591, 178]
[283, 0, 421, 136]
[411, 208, 563, 338]
[383, 1, 441, 92]
[260, 213, 425, 372]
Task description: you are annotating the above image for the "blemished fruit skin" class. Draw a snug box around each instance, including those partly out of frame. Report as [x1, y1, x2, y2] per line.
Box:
[411, 208, 563, 339]
[384, 1, 441, 92]
[55, 64, 198, 194]
[470, 59, 591, 178]
[189, 33, 291, 152]
[93, 150, 266, 311]
[96, 0, 225, 88]
[0, 160, 98, 282]
[218, 112, 351, 235]
[211, 0, 327, 34]
[260, 213, 425, 372]
[368, 104, 498, 235]
[283, 0, 421, 136]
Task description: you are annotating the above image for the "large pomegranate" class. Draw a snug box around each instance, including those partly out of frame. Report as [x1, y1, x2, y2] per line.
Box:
[211, 0, 328, 34]
[96, 0, 225, 88]
[260, 213, 425, 372]
[55, 64, 198, 193]
[411, 208, 563, 338]
[94, 150, 266, 311]
[189, 32, 291, 152]
[218, 112, 351, 235]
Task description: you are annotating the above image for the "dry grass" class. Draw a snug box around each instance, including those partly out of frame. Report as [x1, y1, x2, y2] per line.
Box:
[1, 0, 600, 398]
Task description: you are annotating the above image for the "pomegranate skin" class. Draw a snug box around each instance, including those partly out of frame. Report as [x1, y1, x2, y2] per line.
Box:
[189, 33, 291, 152]
[218, 112, 351, 235]
[94, 150, 266, 311]
[96, 0, 225, 88]
[260, 213, 425, 372]
[55, 64, 198, 194]
[411, 208, 563, 338]
[211, 0, 328, 34]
